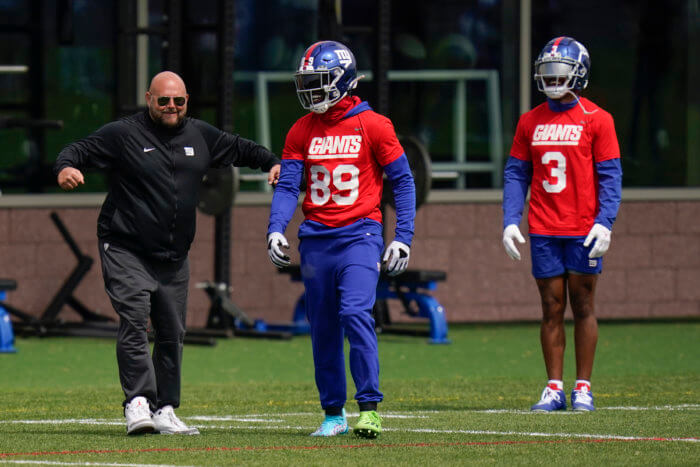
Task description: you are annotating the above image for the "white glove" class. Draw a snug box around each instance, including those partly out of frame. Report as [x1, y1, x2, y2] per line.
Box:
[502, 224, 526, 260]
[383, 240, 410, 276]
[583, 223, 611, 258]
[267, 232, 290, 268]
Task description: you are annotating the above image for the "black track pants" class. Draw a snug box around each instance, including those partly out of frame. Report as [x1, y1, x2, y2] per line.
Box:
[99, 241, 189, 410]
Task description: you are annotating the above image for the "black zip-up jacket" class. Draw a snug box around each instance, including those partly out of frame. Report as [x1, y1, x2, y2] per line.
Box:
[55, 111, 280, 261]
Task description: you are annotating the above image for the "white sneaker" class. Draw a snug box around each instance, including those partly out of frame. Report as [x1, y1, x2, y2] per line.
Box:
[124, 396, 155, 435]
[152, 405, 200, 435]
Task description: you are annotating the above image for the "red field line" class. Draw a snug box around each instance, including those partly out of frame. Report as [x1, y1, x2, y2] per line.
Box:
[1, 437, 697, 458]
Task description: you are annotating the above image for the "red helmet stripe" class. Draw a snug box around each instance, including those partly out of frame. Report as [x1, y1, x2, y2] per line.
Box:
[550, 36, 564, 53]
[303, 41, 325, 66]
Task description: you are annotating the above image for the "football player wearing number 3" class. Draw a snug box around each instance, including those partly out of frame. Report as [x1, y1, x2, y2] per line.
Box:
[502, 37, 622, 412]
[266, 41, 416, 437]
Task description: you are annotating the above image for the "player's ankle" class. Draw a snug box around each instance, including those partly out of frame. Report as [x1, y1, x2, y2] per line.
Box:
[324, 406, 343, 416]
[358, 401, 377, 412]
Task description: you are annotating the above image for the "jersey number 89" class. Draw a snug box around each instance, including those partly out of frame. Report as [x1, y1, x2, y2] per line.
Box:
[309, 164, 359, 205]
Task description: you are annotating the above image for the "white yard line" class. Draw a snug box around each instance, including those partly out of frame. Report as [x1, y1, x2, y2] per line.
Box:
[2, 405, 698, 445]
[0, 461, 196, 467]
[4, 420, 122, 426]
[8, 404, 695, 425]
[599, 404, 700, 411]
[188, 413, 428, 421]
[382, 427, 700, 442]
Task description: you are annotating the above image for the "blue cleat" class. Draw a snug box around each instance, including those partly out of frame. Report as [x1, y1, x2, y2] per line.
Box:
[310, 409, 349, 437]
[571, 386, 595, 411]
[531, 385, 567, 412]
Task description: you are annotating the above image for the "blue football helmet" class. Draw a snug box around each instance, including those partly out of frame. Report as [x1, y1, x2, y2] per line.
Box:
[295, 41, 360, 113]
[533, 36, 590, 99]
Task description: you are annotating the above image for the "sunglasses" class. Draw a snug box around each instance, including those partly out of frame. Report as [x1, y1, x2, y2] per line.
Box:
[156, 96, 186, 106]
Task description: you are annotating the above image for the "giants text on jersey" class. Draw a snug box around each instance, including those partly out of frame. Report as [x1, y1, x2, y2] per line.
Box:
[282, 97, 404, 228]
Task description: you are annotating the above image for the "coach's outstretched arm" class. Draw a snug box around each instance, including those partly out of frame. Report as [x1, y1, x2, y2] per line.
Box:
[55, 121, 122, 190]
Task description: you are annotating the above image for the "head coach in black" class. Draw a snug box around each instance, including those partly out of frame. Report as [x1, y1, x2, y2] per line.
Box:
[55, 71, 281, 436]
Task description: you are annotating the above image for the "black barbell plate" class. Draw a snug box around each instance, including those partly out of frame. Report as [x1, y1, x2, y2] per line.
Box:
[382, 135, 432, 210]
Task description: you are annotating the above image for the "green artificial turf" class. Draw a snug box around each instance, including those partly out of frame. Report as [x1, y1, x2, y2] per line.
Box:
[0, 322, 698, 465]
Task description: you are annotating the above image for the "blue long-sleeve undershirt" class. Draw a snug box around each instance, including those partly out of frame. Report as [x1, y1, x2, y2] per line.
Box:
[502, 156, 532, 229]
[383, 153, 416, 246]
[267, 159, 303, 235]
[594, 158, 622, 229]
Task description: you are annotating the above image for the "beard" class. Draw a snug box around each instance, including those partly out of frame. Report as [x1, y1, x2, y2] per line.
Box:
[149, 108, 185, 128]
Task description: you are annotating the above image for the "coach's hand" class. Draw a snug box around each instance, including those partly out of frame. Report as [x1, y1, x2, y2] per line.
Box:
[268, 163, 281, 186]
[267, 232, 291, 268]
[502, 224, 525, 260]
[383, 240, 410, 276]
[57, 167, 85, 190]
[584, 223, 611, 258]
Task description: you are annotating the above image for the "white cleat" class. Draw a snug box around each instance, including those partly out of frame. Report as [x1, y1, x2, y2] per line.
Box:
[124, 396, 155, 435]
[152, 405, 200, 435]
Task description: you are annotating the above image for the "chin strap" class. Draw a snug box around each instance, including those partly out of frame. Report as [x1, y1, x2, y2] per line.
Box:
[349, 74, 365, 91]
[567, 90, 598, 115]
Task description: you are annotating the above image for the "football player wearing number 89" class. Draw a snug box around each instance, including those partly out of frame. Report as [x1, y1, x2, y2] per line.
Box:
[267, 41, 416, 438]
[502, 37, 622, 412]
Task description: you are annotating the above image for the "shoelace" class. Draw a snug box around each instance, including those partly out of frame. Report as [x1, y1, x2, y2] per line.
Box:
[360, 412, 381, 426]
[160, 407, 188, 428]
[573, 389, 593, 404]
[312, 417, 346, 435]
[128, 400, 151, 419]
[539, 386, 562, 403]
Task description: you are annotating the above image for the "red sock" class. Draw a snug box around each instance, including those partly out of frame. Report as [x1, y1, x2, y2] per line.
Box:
[574, 380, 591, 392]
[547, 379, 564, 391]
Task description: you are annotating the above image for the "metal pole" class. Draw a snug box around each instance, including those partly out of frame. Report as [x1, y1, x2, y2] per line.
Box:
[166, 0, 182, 72]
[375, 0, 391, 116]
[488, 71, 504, 188]
[519, 0, 531, 115]
[28, 0, 45, 193]
[454, 79, 466, 189]
[214, 0, 236, 292]
[255, 73, 272, 192]
[116, 0, 137, 116]
[136, 0, 149, 106]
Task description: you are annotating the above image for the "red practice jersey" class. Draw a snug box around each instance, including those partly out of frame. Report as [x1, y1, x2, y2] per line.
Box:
[282, 97, 404, 228]
[510, 97, 620, 236]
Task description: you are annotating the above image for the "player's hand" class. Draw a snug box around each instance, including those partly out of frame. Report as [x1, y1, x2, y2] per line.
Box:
[268, 164, 281, 186]
[583, 223, 611, 258]
[502, 224, 525, 260]
[57, 167, 85, 190]
[383, 240, 410, 276]
[267, 232, 290, 268]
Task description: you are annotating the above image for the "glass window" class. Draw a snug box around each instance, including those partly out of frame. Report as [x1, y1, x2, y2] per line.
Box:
[530, 0, 694, 187]
[0, 0, 696, 193]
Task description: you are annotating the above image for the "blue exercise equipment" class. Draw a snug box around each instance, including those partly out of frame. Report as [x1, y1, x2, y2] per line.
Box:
[374, 270, 450, 344]
[0, 279, 17, 353]
[278, 266, 450, 344]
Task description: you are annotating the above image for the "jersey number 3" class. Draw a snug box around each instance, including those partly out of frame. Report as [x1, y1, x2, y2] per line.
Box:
[309, 164, 359, 205]
[542, 151, 566, 193]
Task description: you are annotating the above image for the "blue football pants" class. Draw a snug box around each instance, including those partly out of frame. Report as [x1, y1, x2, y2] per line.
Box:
[299, 229, 384, 410]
